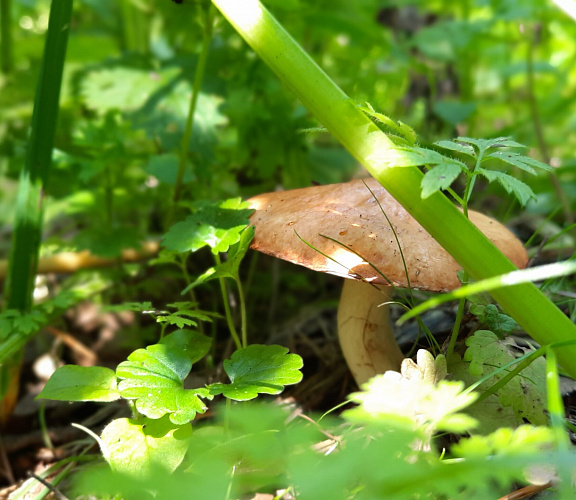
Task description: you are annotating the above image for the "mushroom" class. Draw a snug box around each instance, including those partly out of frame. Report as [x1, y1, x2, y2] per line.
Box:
[247, 178, 528, 386]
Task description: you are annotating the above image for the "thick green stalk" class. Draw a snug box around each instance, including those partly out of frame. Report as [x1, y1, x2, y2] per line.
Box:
[0, 0, 12, 74]
[211, 0, 576, 378]
[1, 0, 72, 415]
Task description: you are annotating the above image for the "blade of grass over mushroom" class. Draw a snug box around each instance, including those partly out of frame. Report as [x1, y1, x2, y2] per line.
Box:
[212, 0, 576, 378]
[399, 261, 576, 324]
[294, 230, 402, 293]
[1, 0, 73, 418]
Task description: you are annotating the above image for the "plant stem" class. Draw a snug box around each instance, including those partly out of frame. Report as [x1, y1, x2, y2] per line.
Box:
[0, 0, 12, 74]
[526, 25, 575, 233]
[1, 0, 73, 420]
[171, 3, 215, 220]
[235, 277, 248, 348]
[215, 254, 242, 350]
[212, 0, 576, 379]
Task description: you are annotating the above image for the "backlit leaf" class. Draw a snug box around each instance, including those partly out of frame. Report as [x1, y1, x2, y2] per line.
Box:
[208, 345, 303, 401]
[162, 198, 253, 254]
[39, 365, 120, 402]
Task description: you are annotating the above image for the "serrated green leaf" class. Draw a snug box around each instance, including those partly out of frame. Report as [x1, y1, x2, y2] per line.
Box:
[100, 416, 192, 476]
[469, 304, 517, 336]
[208, 345, 303, 401]
[434, 140, 476, 157]
[155, 314, 197, 328]
[38, 365, 120, 402]
[104, 302, 154, 313]
[421, 162, 463, 198]
[485, 138, 526, 148]
[450, 331, 547, 433]
[373, 145, 467, 170]
[396, 121, 417, 145]
[162, 198, 253, 254]
[359, 104, 418, 146]
[117, 344, 211, 423]
[477, 168, 536, 205]
[183, 226, 255, 293]
[487, 151, 552, 173]
[159, 329, 212, 365]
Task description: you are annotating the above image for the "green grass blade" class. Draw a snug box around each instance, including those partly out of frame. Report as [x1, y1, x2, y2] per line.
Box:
[398, 261, 576, 324]
[5, 0, 73, 311]
[0, 0, 12, 74]
[0, 0, 73, 417]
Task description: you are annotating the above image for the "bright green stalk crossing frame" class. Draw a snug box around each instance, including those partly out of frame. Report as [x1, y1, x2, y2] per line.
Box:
[211, 0, 576, 378]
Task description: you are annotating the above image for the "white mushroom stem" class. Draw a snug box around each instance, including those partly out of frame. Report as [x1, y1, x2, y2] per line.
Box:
[337, 280, 405, 386]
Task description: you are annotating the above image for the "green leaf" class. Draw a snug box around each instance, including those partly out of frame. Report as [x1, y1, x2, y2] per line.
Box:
[100, 416, 192, 476]
[434, 140, 476, 158]
[117, 344, 211, 424]
[477, 168, 536, 205]
[421, 162, 463, 198]
[469, 304, 517, 336]
[155, 314, 196, 329]
[183, 226, 255, 292]
[81, 67, 181, 115]
[373, 145, 467, 170]
[487, 151, 552, 174]
[358, 103, 417, 145]
[162, 198, 254, 254]
[159, 329, 212, 365]
[453, 425, 555, 458]
[433, 100, 476, 126]
[208, 345, 303, 401]
[145, 154, 194, 185]
[38, 365, 120, 402]
[450, 331, 547, 433]
[104, 302, 154, 313]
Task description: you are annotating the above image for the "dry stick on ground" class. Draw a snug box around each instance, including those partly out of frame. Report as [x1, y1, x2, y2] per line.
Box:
[248, 178, 528, 386]
[0, 241, 159, 280]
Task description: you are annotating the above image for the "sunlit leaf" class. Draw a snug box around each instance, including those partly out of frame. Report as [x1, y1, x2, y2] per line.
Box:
[38, 365, 120, 402]
[183, 226, 255, 292]
[421, 162, 463, 198]
[117, 344, 211, 424]
[100, 416, 192, 476]
[477, 168, 536, 205]
[487, 151, 552, 173]
[163, 198, 253, 254]
[208, 345, 303, 401]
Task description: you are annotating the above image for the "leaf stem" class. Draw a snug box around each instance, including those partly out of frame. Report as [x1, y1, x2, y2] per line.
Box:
[215, 254, 242, 350]
[234, 278, 248, 348]
[171, 3, 215, 221]
[526, 25, 575, 234]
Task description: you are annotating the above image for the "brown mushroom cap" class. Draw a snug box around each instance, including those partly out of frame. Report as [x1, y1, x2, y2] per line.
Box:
[248, 178, 528, 291]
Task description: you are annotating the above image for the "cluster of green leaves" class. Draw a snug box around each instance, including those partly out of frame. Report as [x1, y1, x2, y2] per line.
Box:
[39, 329, 303, 472]
[362, 105, 552, 207]
[0, 276, 108, 363]
[67, 351, 573, 499]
